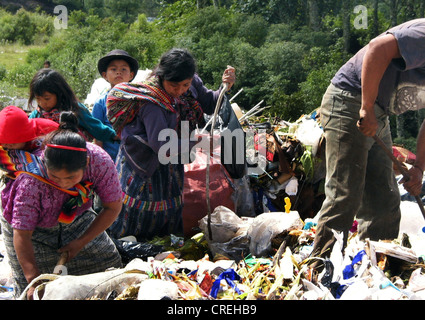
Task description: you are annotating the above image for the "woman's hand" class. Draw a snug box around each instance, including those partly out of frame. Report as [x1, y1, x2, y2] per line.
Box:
[222, 66, 236, 90]
[58, 238, 84, 262]
[58, 200, 122, 261]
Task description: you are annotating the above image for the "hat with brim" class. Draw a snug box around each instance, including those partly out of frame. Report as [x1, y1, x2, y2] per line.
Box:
[98, 49, 139, 77]
[0, 106, 59, 144]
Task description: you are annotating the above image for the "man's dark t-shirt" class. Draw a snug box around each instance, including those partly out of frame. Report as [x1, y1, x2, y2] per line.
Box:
[331, 18, 425, 115]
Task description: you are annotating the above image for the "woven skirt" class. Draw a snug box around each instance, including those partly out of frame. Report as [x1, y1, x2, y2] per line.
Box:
[108, 150, 184, 241]
[1, 211, 122, 297]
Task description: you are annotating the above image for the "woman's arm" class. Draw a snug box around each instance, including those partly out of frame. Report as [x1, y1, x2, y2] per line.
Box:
[58, 199, 122, 261]
[14, 228, 43, 300]
[13, 229, 40, 284]
[192, 66, 236, 115]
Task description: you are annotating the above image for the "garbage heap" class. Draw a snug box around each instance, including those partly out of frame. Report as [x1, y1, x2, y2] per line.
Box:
[241, 111, 326, 221]
[4, 112, 425, 301]
[12, 205, 425, 300]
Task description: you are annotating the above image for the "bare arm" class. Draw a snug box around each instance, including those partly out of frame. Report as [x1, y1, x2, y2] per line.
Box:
[358, 33, 401, 136]
[13, 229, 40, 283]
[403, 120, 425, 195]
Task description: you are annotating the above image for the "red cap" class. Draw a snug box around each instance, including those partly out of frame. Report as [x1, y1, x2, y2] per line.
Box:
[0, 106, 58, 144]
[33, 118, 59, 137]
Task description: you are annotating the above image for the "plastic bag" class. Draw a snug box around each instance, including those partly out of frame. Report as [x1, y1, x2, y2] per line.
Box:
[203, 95, 246, 179]
[199, 206, 252, 261]
[19, 267, 150, 300]
[233, 176, 256, 217]
[137, 279, 179, 300]
[247, 211, 304, 257]
[199, 206, 245, 243]
[295, 117, 323, 157]
[182, 147, 236, 237]
[112, 238, 164, 264]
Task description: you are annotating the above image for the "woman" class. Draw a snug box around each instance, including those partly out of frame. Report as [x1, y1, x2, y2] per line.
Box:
[106, 48, 235, 241]
[0, 112, 123, 299]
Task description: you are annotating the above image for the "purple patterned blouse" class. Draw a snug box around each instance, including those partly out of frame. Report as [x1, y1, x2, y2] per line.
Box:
[1, 143, 122, 230]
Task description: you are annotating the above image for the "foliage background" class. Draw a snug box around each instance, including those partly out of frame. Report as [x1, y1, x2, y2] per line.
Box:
[1, 0, 425, 151]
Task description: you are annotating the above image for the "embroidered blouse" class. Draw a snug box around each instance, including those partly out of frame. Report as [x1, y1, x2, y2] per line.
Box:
[1, 143, 122, 230]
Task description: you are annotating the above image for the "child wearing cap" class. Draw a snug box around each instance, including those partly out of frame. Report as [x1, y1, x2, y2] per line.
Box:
[91, 49, 140, 161]
[27, 68, 119, 145]
[0, 111, 123, 299]
[0, 105, 58, 152]
[0, 106, 59, 217]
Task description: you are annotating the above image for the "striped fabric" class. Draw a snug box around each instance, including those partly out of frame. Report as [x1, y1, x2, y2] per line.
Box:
[108, 148, 185, 241]
[0, 147, 93, 224]
[106, 76, 204, 136]
[0, 146, 47, 178]
[122, 193, 182, 212]
[1, 212, 122, 298]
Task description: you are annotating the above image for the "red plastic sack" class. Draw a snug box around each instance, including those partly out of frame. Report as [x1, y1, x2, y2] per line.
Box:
[392, 146, 416, 164]
[182, 146, 236, 238]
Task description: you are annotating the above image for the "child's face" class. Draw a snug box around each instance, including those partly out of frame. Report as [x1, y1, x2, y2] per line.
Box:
[1, 142, 26, 150]
[36, 91, 58, 112]
[102, 59, 134, 87]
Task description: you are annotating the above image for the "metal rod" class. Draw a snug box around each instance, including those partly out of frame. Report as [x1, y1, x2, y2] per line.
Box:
[373, 134, 425, 219]
[229, 88, 243, 102]
[238, 100, 264, 122]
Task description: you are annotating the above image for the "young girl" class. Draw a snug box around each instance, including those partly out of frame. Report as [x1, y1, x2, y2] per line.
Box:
[27, 68, 118, 143]
[0, 111, 123, 299]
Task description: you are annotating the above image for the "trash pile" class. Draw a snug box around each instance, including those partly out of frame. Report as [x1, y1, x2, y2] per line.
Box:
[2, 102, 425, 300]
[4, 202, 425, 300]
[242, 110, 326, 221]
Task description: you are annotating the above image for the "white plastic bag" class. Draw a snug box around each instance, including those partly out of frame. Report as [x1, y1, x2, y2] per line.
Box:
[19, 260, 151, 300]
[199, 206, 252, 261]
[294, 117, 323, 156]
[247, 211, 304, 257]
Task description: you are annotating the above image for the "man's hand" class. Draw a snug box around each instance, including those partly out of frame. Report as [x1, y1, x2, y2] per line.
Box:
[402, 165, 424, 196]
[357, 108, 379, 136]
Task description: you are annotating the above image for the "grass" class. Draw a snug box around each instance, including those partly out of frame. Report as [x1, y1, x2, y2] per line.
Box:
[0, 42, 44, 70]
[0, 42, 42, 100]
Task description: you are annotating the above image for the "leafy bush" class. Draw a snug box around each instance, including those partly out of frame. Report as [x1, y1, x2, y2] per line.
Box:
[0, 64, 6, 81]
[0, 9, 54, 45]
[5, 63, 37, 88]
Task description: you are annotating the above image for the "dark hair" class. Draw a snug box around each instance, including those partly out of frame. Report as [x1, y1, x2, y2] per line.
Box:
[44, 111, 87, 172]
[154, 48, 196, 84]
[28, 69, 80, 114]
